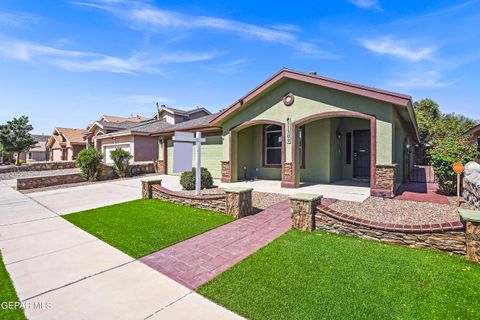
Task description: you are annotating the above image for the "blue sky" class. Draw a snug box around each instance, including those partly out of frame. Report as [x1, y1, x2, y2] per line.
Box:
[0, 0, 479, 134]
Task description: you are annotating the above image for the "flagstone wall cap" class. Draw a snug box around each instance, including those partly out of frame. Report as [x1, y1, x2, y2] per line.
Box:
[459, 209, 480, 222]
[225, 187, 254, 194]
[289, 193, 323, 201]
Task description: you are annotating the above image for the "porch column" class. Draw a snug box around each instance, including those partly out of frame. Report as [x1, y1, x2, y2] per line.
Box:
[221, 131, 236, 183]
[156, 137, 167, 175]
[282, 121, 298, 188]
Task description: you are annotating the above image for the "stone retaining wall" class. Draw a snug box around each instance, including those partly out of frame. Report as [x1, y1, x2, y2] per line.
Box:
[0, 161, 77, 174]
[151, 184, 226, 213]
[17, 173, 85, 190]
[316, 205, 466, 254]
[17, 162, 156, 190]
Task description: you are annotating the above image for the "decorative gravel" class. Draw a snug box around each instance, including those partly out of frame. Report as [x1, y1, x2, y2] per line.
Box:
[182, 188, 289, 211]
[329, 197, 461, 225]
[0, 168, 80, 181]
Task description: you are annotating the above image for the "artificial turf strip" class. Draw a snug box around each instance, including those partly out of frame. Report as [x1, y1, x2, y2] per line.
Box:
[64, 199, 234, 258]
[0, 253, 27, 320]
[198, 230, 480, 320]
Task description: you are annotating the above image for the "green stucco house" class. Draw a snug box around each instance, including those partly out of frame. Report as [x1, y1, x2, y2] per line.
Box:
[151, 69, 419, 197]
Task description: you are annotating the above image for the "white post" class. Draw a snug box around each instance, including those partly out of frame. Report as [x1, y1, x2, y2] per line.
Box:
[195, 132, 202, 196]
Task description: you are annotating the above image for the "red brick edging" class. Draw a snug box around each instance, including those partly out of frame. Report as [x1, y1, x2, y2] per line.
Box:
[316, 204, 464, 233]
[151, 184, 226, 200]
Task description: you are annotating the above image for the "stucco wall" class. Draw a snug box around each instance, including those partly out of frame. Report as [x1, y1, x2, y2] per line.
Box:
[133, 136, 159, 162]
[51, 149, 63, 161]
[167, 135, 223, 179]
[221, 79, 395, 168]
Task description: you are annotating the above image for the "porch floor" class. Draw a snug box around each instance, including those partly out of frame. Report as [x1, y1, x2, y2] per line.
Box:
[159, 175, 370, 202]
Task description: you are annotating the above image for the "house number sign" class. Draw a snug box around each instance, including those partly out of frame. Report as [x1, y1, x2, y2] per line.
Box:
[286, 117, 291, 144]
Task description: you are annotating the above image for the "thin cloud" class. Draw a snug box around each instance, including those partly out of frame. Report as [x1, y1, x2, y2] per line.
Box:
[348, 0, 383, 11]
[0, 11, 39, 28]
[122, 95, 170, 104]
[0, 35, 222, 74]
[73, 0, 336, 58]
[389, 70, 454, 88]
[359, 36, 435, 62]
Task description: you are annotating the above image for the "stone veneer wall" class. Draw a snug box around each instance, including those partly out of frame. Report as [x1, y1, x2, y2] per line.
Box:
[316, 204, 466, 254]
[17, 162, 156, 190]
[281, 162, 294, 188]
[0, 161, 77, 174]
[17, 173, 86, 190]
[151, 184, 226, 213]
[155, 160, 166, 174]
[221, 161, 230, 182]
[372, 164, 397, 197]
[463, 161, 480, 209]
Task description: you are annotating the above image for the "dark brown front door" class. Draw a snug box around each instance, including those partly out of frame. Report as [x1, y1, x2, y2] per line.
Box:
[353, 130, 370, 180]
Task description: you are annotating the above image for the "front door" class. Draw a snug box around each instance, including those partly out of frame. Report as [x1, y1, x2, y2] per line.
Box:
[353, 130, 370, 180]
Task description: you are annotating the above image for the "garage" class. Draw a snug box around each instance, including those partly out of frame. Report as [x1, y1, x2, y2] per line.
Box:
[103, 144, 132, 164]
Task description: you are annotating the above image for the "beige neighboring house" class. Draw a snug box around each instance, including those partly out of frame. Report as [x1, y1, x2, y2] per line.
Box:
[153, 104, 211, 124]
[84, 114, 149, 150]
[13, 134, 50, 162]
[95, 106, 211, 164]
[47, 128, 87, 161]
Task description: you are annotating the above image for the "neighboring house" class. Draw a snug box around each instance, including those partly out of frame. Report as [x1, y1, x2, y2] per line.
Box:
[24, 134, 50, 162]
[151, 69, 419, 198]
[153, 104, 211, 124]
[467, 123, 480, 163]
[95, 106, 212, 164]
[11, 134, 50, 163]
[47, 128, 87, 161]
[99, 115, 147, 123]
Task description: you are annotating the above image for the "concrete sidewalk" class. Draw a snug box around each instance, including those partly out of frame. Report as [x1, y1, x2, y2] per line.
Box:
[0, 181, 242, 320]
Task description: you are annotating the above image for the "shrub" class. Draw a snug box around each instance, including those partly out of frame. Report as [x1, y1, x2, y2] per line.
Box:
[76, 148, 104, 181]
[18, 159, 26, 165]
[110, 148, 133, 178]
[180, 167, 214, 190]
[428, 137, 479, 195]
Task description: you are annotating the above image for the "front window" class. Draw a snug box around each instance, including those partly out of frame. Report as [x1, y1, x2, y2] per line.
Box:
[264, 124, 282, 166]
[477, 136, 480, 152]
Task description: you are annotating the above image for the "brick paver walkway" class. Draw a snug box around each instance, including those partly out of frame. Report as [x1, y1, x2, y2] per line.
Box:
[395, 182, 450, 205]
[140, 200, 291, 289]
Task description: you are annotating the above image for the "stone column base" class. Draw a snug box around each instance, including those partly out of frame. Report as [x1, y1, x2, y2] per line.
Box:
[289, 193, 323, 231]
[225, 187, 253, 218]
[460, 209, 480, 263]
[155, 160, 166, 175]
[281, 162, 296, 188]
[142, 179, 162, 199]
[372, 164, 397, 198]
[221, 161, 231, 183]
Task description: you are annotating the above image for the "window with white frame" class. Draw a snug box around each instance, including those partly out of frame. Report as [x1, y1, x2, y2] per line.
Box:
[264, 124, 282, 166]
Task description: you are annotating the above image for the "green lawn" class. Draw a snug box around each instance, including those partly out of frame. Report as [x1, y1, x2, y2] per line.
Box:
[0, 253, 26, 320]
[198, 230, 480, 320]
[64, 199, 234, 258]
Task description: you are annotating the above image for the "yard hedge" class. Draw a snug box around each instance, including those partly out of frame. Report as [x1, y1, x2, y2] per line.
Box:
[180, 167, 213, 190]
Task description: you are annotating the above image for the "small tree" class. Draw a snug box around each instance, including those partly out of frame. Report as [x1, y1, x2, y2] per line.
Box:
[76, 148, 104, 181]
[429, 137, 479, 195]
[110, 148, 133, 178]
[0, 116, 37, 165]
[180, 167, 214, 190]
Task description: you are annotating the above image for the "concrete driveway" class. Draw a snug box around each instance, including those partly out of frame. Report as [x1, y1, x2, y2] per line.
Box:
[0, 180, 242, 320]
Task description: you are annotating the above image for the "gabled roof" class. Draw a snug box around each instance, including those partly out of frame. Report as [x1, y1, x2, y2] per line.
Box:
[95, 119, 172, 139]
[155, 106, 211, 117]
[87, 120, 145, 133]
[47, 127, 85, 147]
[100, 115, 147, 123]
[151, 113, 220, 136]
[210, 68, 413, 126]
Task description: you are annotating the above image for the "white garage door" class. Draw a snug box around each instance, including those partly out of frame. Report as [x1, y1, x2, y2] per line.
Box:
[104, 144, 131, 164]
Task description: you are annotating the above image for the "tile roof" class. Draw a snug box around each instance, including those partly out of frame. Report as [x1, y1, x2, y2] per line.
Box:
[152, 113, 219, 134]
[55, 127, 86, 144]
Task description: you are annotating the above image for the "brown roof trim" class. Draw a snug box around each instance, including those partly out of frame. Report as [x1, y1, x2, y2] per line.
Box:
[209, 68, 412, 125]
[466, 123, 480, 135]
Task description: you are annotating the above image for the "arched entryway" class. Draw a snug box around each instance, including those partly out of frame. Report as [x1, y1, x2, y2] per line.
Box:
[290, 111, 377, 189]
